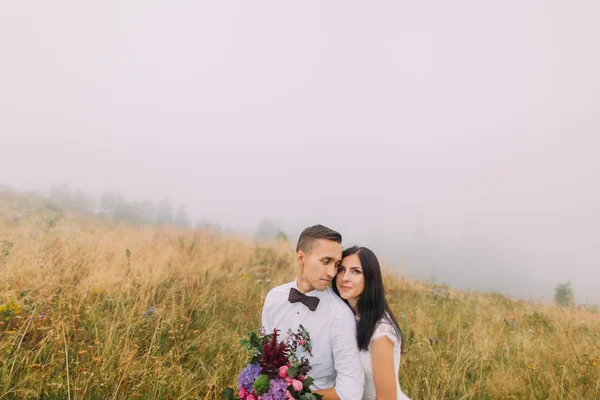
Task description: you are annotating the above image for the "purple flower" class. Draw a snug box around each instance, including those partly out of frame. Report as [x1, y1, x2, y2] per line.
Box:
[261, 378, 289, 400]
[237, 364, 262, 391]
[142, 306, 155, 317]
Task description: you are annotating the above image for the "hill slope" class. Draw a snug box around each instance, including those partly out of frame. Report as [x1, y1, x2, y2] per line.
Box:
[0, 189, 599, 399]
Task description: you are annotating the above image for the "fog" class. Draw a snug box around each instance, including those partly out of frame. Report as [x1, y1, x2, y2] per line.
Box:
[1, 1, 599, 304]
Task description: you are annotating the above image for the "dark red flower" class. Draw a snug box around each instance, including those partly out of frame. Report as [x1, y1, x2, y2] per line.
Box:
[260, 329, 289, 377]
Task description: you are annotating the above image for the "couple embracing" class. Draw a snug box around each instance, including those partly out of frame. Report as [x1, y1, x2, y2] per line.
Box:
[262, 225, 410, 400]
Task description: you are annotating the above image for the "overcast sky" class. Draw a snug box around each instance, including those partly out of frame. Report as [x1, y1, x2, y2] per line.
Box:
[1, 1, 599, 304]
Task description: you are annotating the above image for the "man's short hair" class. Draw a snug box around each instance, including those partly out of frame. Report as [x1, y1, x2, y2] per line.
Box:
[296, 224, 342, 254]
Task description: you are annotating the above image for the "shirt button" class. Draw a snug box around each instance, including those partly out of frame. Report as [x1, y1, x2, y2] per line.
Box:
[297, 312, 300, 315]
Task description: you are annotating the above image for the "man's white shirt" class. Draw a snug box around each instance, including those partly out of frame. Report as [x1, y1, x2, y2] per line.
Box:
[261, 280, 364, 400]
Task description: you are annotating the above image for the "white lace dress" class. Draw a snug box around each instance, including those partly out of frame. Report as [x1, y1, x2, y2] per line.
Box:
[358, 316, 410, 400]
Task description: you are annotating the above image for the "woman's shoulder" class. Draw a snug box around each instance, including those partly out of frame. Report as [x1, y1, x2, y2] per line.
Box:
[371, 314, 400, 345]
[373, 317, 394, 334]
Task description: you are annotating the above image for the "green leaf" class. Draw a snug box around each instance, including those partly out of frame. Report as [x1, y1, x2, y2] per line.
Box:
[253, 374, 271, 395]
[303, 376, 314, 389]
[220, 387, 235, 400]
[287, 366, 298, 378]
[287, 384, 300, 396]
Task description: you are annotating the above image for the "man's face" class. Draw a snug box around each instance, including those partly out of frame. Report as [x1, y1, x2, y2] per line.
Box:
[298, 239, 343, 292]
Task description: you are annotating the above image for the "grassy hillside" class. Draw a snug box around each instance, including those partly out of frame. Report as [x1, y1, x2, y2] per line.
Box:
[0, 189, 599, 399]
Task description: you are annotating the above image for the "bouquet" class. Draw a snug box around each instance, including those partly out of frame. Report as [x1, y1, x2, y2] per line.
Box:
[221, 325, 323, 400]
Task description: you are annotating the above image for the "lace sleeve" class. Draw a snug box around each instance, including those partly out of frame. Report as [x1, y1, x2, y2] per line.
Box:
[370, 320, 399, 346]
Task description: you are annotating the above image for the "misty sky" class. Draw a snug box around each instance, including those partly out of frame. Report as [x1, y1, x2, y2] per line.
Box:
[1, 1, 599, 304]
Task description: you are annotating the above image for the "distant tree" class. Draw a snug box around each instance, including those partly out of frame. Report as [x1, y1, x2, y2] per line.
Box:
[276, 230, 288, 242]
[99, 193, 155, 225]
[195, 217, 210, 229]
[49, 183, 95, 214]
[554, 281, 574, 306]
[156, 197, 173, 225]
[174, 203, 191, 227]
[255, 217, 282, 241]
[135, 200, 156, 224]
[99, 192, 125, 217]
[195, 217, 223, 232]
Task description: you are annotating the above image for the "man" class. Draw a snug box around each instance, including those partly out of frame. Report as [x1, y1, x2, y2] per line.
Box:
[262, 224, 364, 399]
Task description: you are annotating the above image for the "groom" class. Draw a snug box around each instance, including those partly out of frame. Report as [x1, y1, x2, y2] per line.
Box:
[262, 225, 364, 399]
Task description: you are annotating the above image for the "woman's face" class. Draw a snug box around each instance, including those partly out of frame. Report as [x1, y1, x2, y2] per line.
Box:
[335, 253, 365, 301]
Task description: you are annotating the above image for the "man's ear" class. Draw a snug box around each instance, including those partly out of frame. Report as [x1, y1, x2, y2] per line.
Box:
[297, 251, 305, 267]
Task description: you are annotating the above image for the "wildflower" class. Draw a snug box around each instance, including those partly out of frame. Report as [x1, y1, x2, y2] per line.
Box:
[0, 301, 22, 317]
[262, 378, 288, 400]
[142, 306, 155, 317]
[239, 387, 248, 398]
[292, 379, 303, 391]
[238, 364, 262, 392]
[279, 366, 289, 378]
[246, 395, 256, 400]
[260, 330, 288, 375]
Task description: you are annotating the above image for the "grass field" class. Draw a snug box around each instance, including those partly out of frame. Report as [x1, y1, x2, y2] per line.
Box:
[0, 191, 599, 399]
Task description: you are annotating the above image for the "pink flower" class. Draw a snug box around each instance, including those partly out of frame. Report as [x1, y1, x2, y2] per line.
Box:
[239, 388, 248, 399]
[292, 379, 303, 391]
[247, 395, 256, 400]
[299, 375, 305, 381]
[285, 391, 294, 399]
[279, 365, 289, 378]
[285, 377, 293, 385]
[300, 339, 305, 346]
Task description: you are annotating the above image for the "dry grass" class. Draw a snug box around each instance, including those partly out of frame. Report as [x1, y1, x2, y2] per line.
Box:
[0, 191, 599, 399]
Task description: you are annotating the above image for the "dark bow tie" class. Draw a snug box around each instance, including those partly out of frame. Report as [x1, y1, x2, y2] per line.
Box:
[288, 288, 320, 311]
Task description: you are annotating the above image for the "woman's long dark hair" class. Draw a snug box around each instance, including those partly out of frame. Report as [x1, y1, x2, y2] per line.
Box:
[333, 246, 404, 353]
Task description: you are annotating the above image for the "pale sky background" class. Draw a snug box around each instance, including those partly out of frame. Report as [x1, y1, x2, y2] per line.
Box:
[1, 1, 599, 304]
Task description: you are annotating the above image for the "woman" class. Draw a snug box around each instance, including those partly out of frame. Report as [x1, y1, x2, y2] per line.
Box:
[333, 246, 410, 400]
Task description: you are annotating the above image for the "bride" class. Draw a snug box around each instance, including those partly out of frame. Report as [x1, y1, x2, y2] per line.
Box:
[333, 246, 410, 400]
